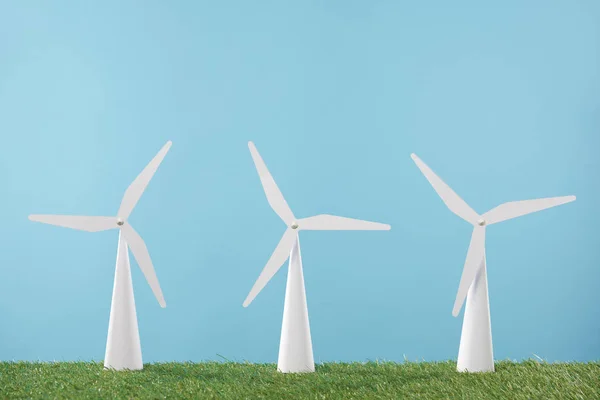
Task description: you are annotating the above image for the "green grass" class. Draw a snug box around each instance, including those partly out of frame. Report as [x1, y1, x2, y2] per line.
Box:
[0, 360, 598, 399]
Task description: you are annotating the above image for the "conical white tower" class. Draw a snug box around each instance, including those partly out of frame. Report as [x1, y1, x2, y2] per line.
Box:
[277, 236, 314, 373]
[104, 231, 143, 370]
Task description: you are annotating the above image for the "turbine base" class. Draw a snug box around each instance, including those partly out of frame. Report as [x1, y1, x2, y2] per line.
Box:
[277, 236, 315, 374]
[456, 257, 494, 373]
[104, 231, 144, 371]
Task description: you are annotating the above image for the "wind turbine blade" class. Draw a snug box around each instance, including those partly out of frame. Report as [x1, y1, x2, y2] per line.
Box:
[243, 228, 296, 307]
[411, 154, 479, 225]
[28, 215, 117, 232]
[482, 195, 576, 225]
[298, 214, 391, 231]
[121, 224, 166, 308]
[248, 141, 295, 225]
[452, 226, 486, 317]
[117, 141, 172, 220]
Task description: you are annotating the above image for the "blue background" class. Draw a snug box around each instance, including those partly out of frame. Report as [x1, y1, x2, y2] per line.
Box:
[0, 1, 597, 364]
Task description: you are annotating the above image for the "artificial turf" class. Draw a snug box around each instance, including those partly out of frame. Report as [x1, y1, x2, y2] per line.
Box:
[0, 360, 598, 399]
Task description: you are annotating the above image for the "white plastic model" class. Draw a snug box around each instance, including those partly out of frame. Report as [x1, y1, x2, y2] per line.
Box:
[411, 153, 575, 373]
[29, 141, 172, 371]
[244, 141, 391, 373]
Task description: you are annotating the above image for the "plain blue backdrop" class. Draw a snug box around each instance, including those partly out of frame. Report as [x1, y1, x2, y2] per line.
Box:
[0, 1, 597, 364]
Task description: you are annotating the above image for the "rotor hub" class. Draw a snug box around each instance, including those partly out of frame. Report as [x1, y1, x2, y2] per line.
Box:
[477, 218, 486, 226]
[290, 221, 299, 230]
[116, 218, 125, 226]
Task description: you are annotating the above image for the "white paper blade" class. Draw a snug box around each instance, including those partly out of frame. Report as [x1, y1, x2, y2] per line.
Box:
[452, 226, 486, 317]
[121, 223, 166, 308]
[117, 141, 172, 220]
[248, 141, 295, 225]
[411, 154, 479, 225]
[243, 228, 297, 307]
[28, 215, 117, 232]
[298, 214, 391, 231]
[482, 195, 576, 225]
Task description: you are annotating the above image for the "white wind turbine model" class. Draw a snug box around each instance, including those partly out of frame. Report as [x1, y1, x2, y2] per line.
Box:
[244, 141, 391, 373]
[411, 153, 576, 373]
[29, 141, 172, 371]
